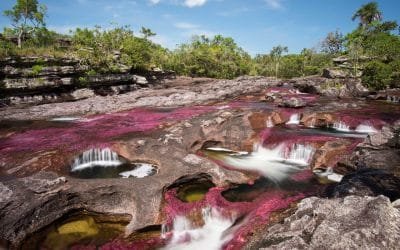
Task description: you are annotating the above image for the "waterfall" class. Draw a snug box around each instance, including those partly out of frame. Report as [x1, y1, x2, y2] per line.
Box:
[286, 113, 300, 125]
[332, 121, 351, 132]
[286, 144, 315, 165]
[308, 118, 316, 128]
[161, 224, 169, 239]
[71, 148, 122, 171]
[355, 123, 378, 134]
[266, 117, 274, 128]
[163, 207, 235, 250]
[204, 143, 315, 182]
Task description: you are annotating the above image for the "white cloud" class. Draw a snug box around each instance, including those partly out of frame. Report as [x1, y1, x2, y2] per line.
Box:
[148, 0, 208, 8]
[264, 0, 284, 10]
[174, 22, 199, 29]
[48, 25, 80, 34]
[183, 0, 207, 8]
[149, 0, 161, 5]
[182, 29, 216, 38]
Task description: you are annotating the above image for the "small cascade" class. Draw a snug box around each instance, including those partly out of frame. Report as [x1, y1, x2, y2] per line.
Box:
[286, 113, 300, 125]
[71, 148, 122, 172]
[355, 123, 378, 134]
[332, 121, 351, 132]
[387, 95, 400, 103]
[308, 118, 316, 128]
[266, 117, 274, 128]
[161, 224, 169, 239]
[204, 143, 315, 182]
[286, 144, 315, 165]
[163, 207, 235, 250]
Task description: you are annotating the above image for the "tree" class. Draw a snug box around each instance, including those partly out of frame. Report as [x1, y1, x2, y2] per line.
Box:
[352, 2, 382, 28]
[270, 45, 288, 78]
[3, 0, 47, 48]
[321, 30, 344, 55]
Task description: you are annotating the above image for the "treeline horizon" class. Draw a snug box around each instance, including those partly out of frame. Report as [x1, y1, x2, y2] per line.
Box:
[1, 1, 400, 90]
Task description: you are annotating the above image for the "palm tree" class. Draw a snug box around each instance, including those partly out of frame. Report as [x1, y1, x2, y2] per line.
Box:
[352, 2, 382, 28]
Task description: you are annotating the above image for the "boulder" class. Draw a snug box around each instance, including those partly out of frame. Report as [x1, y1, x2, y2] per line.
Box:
[322, 68, 350, 79]
[325, 168, 400, 201]
[70, 88, 95, 100]
[311, 139, 352, 170]
[278, 97, 307, 108]
[301, 113, 335, 128]
[133, 75, 148, 85]
[248, 195, 400, 249]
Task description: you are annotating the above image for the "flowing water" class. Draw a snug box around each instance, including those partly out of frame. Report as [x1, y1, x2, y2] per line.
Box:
[286, 113, 300, 125]
[2, 89, 400, 249]
[203, 143, 314, 182]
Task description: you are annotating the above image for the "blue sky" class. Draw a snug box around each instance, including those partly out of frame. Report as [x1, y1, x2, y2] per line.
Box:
[0, 0, 399, 55]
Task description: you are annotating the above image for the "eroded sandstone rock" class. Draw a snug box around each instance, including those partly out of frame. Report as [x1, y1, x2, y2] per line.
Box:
[249, 195, 400, 249]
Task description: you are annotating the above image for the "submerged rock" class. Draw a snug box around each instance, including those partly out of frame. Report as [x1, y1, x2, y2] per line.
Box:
[325, 168, 400, 201]
[248, 195, 400, 249]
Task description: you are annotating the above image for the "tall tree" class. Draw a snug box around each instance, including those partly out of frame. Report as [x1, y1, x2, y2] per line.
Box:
[321, 30, 344, 55]
[3, 0, 47, 48]
[270, 45, 288, 78]
[351, 2, 382, 28]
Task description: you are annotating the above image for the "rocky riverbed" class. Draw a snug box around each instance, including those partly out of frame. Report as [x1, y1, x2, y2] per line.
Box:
[1, 75, 400, 249]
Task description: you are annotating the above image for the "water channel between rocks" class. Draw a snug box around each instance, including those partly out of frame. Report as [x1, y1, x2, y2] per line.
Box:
[1, 86, 400, 249]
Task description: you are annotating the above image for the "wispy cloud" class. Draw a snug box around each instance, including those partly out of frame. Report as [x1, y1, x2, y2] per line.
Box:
[264, 0, 284, 10]
[183, 0, 207, 8]
[218, 7, 250, 17]
[148, 0, 208, 8]
[148, 0, 161, 5]
[174, 22, 199, 29]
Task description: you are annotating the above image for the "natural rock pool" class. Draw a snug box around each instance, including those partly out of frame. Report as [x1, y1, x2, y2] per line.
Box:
[1, 84, 400, 249]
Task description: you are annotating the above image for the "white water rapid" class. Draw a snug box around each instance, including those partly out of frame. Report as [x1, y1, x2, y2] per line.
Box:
[286, 113, 300, 125]
[206, 143, 315, 182]
[163, 207, 236, 250]
[332, 121, 351, 132]
[355, 123, 378, 134]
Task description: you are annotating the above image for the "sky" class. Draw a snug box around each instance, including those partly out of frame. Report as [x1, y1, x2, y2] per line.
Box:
[0, 0, 399, 55]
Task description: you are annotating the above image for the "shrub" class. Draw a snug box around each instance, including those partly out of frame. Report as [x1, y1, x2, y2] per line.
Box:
[30, 64, 43, 76]
[362, 60, 392, 90]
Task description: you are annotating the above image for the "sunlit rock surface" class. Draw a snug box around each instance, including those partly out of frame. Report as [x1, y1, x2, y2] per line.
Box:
[247, 196, 400, 249]
[0, 76, 400, 249]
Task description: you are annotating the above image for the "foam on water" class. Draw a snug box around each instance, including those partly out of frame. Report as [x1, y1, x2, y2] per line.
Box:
[71, 148, 122, 171]
[355, 123, 378, 134]
[119, 163, 157, 178]
[286, 113, 300, 125]
[163, 207, 235, 250]
[49, 117, 80, 122]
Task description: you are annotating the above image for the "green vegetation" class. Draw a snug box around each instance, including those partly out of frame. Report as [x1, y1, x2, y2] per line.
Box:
[30, 64, 43, 76]
[165, 35, 252, 78]
[3, 0, 46, 48]
[1, 0, 400, 88]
